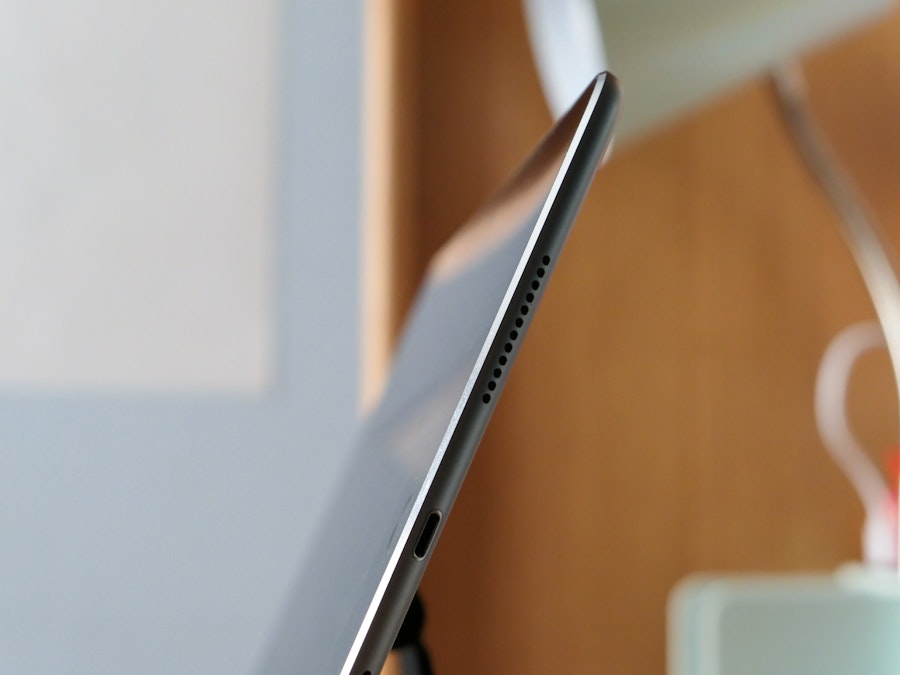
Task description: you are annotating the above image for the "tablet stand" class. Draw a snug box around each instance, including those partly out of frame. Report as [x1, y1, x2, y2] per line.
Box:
[390, 592, 433, 675]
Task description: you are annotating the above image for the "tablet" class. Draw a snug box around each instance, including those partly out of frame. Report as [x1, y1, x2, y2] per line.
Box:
[259, 72, 619, 675]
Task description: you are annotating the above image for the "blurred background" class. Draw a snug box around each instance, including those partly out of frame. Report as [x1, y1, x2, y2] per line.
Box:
[4, 0, 900, 673]
[0, 2, 363, 673]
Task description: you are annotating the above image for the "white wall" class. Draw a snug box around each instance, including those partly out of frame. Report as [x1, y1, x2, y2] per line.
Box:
[0, 1, 277, 392]
[0, 1, 363, 672]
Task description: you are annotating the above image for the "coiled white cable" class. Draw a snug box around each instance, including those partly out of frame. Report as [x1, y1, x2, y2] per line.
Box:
[773, 60, 900, 569]
[815, 321, 897, 567]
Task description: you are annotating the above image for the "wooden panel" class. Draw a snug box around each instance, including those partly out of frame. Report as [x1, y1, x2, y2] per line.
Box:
[371, 2, 900, 673]
[362, 0, 425, 407]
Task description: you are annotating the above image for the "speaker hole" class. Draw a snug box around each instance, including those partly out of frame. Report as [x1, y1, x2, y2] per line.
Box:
[520, 305, 529, 315]
[499, 355, 508, 365]
[504, 343, 513, 353]
[525, 292, 534, 302]
[482, 393, 491, 403]
[493, 368, 502, 377]
[542, 255, 551, 264]
[510, 330, 518, 340]
[531, 280, 540, 290]
[488, 381, 496, 391]
[537, 268, 545, 278]
[515, 318, 524, 328]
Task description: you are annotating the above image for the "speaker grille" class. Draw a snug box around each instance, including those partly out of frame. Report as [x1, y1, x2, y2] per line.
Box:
[482, 255, 551, 404]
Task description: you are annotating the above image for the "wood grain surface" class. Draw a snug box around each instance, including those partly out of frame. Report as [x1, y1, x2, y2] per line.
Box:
[368, 2, 900, 672]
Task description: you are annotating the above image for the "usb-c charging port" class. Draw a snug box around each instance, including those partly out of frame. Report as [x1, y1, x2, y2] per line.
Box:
[414, 511, 441, 560]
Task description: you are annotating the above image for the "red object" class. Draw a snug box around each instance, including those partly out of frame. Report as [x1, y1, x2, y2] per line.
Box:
[886, 446, 899, 569]
[888, 446, 900, 496]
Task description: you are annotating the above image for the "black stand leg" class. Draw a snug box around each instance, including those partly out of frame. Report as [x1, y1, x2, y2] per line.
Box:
[390, 593, 433, 675]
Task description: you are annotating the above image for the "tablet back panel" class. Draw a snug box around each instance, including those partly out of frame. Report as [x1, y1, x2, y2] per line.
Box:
[259, 73, 619, 675]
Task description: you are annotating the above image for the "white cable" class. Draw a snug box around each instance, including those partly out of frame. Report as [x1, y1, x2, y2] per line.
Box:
[773, 60, 900, 569]
[815, 321, 896, 567]
[772, 62, 900, 429]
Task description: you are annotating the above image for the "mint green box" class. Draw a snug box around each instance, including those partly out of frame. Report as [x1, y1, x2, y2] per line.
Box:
[668, 569, 900, 675]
